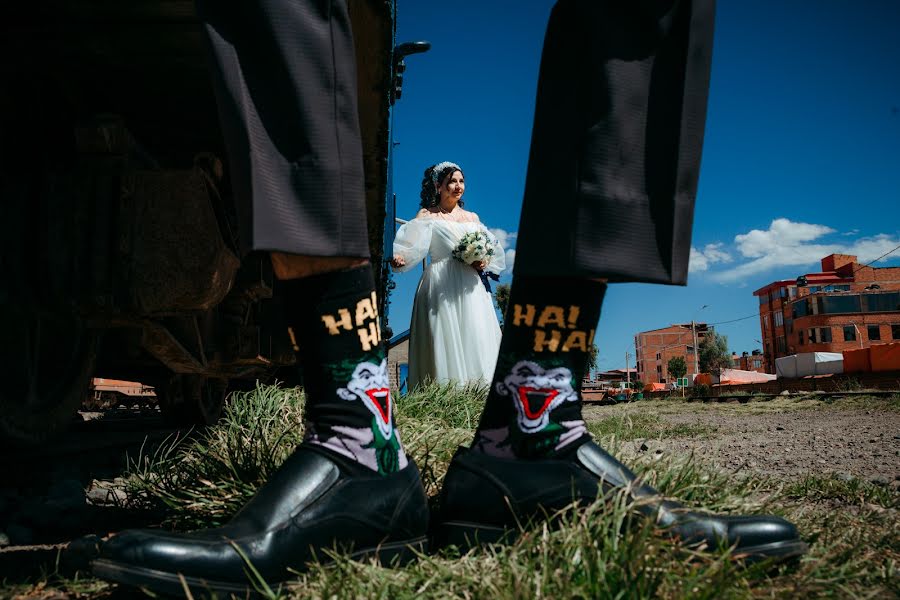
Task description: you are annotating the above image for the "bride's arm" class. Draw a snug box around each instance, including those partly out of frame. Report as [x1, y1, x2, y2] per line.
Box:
[391, 212, 433, 272]
[479, 221, 507, 275]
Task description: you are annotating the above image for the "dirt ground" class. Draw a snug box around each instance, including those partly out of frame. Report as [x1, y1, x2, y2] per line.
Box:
[584, 395, 900, 484]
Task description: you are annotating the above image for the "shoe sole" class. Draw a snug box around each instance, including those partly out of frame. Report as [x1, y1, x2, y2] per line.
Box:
[434, 521, 808, 564]
[731, 539, 809, 564]
[432, 520, 516, 550]
[92, 536, 428, 597]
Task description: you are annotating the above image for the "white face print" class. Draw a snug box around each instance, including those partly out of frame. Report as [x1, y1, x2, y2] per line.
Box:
[336, 359, 393, 439]
[495, 360, 578, 433]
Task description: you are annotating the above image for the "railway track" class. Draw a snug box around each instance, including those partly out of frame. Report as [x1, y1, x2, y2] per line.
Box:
[582, 389, 899, 405]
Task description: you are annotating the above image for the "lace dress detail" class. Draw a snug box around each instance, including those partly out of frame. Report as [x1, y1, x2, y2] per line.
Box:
[393, 209, 505, 389]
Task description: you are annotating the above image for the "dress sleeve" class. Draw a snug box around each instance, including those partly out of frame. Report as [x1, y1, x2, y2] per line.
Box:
[392, 218, 432, 272]
[482, 226, 507, 275]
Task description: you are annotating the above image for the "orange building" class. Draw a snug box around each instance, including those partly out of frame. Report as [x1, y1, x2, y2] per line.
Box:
[754, 254, 900, 373]
[634, 323, 710, 385]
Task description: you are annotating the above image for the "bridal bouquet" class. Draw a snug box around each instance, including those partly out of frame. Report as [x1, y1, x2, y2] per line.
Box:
[452, 230, 495, 266]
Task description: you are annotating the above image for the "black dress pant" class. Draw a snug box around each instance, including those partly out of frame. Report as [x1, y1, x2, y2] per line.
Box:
[515, 0, 715, 284]
[198, 0, 715, 283]
[197, 0, 370, 259]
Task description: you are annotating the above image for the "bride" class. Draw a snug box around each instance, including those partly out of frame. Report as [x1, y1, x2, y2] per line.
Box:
[391, 162, 505, 390]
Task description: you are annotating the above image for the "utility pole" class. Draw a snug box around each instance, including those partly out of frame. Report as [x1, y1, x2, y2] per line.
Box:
[625, 351, 631, 389]
[691, 320, 699, 378]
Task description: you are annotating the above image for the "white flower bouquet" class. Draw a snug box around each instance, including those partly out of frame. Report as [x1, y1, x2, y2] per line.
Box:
[452, 230, 495, 266]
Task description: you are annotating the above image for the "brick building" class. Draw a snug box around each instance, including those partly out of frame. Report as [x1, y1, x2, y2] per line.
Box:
[733, 350, 765, 372]
[591, 368, 638, 388]
[387, 329, 410, 392]
[754, 254, 900, 373]
[635, 323, 710, 385]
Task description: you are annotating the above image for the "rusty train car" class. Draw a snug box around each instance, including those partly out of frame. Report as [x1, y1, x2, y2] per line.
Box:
[0, 1, 399, 444]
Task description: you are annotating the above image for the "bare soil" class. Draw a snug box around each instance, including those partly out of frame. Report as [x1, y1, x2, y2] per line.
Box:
[584, 395, 900, 483]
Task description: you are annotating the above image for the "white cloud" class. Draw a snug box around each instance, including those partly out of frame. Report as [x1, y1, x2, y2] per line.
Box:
[705, 218, 900, 283]
[689, 243, 733, 272]
[489, 228, 517, 249]
[733, 218, 834, 258]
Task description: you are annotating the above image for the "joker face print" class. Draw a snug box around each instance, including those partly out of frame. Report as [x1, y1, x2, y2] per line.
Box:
[336, 358, 393, 439]
[495, 360, 578, 433]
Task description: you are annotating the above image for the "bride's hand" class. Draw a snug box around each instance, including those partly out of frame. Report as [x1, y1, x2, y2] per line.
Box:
[390, 256, 406, 269]
[470, 260, 486, 271]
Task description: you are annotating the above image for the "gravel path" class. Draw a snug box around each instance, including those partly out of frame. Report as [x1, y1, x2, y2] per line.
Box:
[584, 396, 900, 484]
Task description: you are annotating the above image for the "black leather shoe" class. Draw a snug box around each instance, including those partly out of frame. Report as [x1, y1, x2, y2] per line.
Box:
[92, 445, 429, 597]
[434, 441, 807, 562]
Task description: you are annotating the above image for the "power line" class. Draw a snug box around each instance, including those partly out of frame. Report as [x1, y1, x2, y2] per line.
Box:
[853, 242, 900, 274]
[709, 313, 759, 326]
[709, 245, 900, 327]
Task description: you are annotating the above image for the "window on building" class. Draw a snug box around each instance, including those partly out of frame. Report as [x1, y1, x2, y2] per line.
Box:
[868, 325, 881, 341]
[892, 324, 900, 340]
[656, 352, 661, 360]
[808, 328, 818, 344]
[798, 330, 804, 345]
[776, 336, 787, 354]
[863, 292, 900, 313]
[793, 299, 810, 318]
[752, 359, 762, 369]
[789, 286, 798, 298]
[774, 312, 784, 327]
[785, 318, 793, 334]
[764, 315, 770, 331]
[822, 295, 862, 314]
[819, 327, 832, 343]
[686, 345, 695, 354]
[843, 325, 856, 342]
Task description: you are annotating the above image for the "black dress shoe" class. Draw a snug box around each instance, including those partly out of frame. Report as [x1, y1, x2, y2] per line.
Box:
[92, 444, 429, 597]
[434, 441, 807, 562]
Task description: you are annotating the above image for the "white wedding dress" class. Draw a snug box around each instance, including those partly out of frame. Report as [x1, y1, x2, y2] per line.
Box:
[393, 210, 505, 390]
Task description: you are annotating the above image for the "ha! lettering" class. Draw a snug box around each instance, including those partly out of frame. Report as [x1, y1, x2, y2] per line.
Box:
[510, 303, 593, 353]
[320, 292, 382, 351]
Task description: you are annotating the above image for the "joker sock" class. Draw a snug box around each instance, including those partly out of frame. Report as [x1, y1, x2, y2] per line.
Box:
[282, 265, 406, 475]
[474, 276, 606, 459]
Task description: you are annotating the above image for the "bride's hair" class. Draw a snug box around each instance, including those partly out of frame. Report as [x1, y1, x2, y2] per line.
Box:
[419, 163, 465, 209]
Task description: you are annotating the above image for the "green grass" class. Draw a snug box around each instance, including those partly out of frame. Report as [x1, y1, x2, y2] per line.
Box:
[587, 412, 717, 441]
[6, 382, 899, 599]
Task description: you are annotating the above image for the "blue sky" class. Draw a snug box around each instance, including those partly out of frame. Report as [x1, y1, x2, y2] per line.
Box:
[385, 0, 900, 373]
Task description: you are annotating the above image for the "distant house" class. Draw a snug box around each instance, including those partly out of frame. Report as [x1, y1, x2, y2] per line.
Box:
[635, 323, 710, 385]
[591, 368, 637, 388]
[754, 254, 900, 373]
[387, 329, 410, 393]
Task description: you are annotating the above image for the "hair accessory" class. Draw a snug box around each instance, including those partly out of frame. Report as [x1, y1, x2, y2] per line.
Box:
[431, 161, 461, 186]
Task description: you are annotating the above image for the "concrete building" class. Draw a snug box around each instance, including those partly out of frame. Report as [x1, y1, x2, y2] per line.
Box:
[635, 323, 710, 385]
[754, 254, 900, 373]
